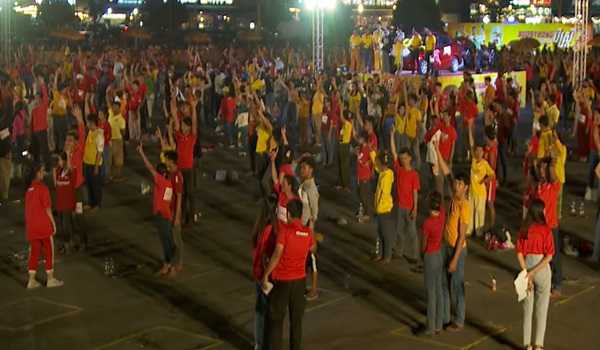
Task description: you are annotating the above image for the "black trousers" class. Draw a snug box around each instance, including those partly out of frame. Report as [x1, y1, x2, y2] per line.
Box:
[181, 168, 196, 223]
[31, 130, 49, 167]
[267, 278, 306, 350]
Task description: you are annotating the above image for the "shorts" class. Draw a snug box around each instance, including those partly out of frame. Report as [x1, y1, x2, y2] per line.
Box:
[305, 252, 317, 273]
[487, 180, 497, 203]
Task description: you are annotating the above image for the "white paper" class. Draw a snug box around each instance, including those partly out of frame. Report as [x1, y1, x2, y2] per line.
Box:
[0, 128, 9, 140]
[426, 130, 442, 165]
[262, 281, 274, 295]
[514, 270, 529, 302]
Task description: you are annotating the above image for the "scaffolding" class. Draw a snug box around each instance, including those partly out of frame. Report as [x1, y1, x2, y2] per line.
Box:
[312, 8, 324, 72]
[572, 0, 589, 90]
[0, 0, 14, 66]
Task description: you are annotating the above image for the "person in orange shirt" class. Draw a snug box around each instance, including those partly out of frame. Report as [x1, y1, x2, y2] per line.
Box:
[483, 76, 496, 109]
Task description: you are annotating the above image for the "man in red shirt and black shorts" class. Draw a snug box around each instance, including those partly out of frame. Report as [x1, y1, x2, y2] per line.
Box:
[262, 199, 316, 350]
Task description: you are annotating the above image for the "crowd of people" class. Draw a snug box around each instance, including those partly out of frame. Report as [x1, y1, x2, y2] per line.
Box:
[1, 38, 600, 350]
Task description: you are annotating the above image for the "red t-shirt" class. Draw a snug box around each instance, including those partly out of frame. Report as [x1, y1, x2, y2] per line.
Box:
[25, 181, 53, 240]
[425, 120, 457, 161]
[368, 132, 378, 151]
[535, 181, 561, 229]
[484, 141, 498, 171]
[54, 167, 76, 212]
[220, 97, 237, 123]
[460, 98, 478, 126]
[169, 170, 184, 220]
[393, 162, 420, 210]
[279, 163, 295, 177]
[176, 131, 197, 170]
[517, 223, 555, 256]
[99, 120, 111, 146]
[31, 85, 49, 132]
[356, 144, 373, 182]
[271, 219, 314, 281]
[252, 224, 276, 281]
[422, 208, 446, 254]
[274, 184, 298, 223]
[153, 174, 174, 220]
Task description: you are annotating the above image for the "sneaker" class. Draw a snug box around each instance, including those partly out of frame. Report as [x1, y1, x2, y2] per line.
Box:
[563, 244, 579, 257]
[305, 290, 319, 301]
[46, 278, 64, 288]
[445, 324, 464, 332]
[27, 279, 41, 289]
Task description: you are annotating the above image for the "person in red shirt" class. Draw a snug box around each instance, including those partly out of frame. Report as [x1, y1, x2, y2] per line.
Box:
[127, 80, 143, 141]
[252, 201, 277, 350]
[30, 76, 50, 166]
[65, 106, 86, 247]
[218, 89, 237, 147]
[484, 126, 499, 229]
[24, 163, 63, 289]
[534, 157, 562, 298]
[516, 199, 554, 350]
[163, 150, 184, 275]
[425, 111, 456, 198]
[262, 199, 316, 350]
[458, 89, 478, 162]
[390, 132, 420, 264]
[356, 131, 374, 223]
[138, 145, 176, 278]
[422, 192, 445, 335]
[270, 150, 299, 225]
[53, 152, 76, 254]
[173, 95, 198, 225]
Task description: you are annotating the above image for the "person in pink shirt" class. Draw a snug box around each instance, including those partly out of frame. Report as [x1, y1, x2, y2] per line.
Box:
[30, 76, 50, 166]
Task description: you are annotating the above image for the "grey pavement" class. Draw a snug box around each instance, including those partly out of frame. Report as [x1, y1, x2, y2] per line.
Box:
[2, 112, 600, 350]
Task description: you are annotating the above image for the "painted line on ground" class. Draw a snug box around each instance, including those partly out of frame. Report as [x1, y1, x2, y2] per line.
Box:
[460, 326, 508, 350]
[0, 297, 82, 332]
[554, 285, 596, 306]
[306, 295, 350, 313]
[94, 325, 223, 350]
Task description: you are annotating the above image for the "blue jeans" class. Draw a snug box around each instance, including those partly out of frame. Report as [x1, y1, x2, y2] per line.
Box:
[320, 130, 337, 166]
[442, 243, 466, 327]
[588, 151, 599, 189]
[255, 282, 269, 350]
[425, 251, 444, 332]
[155, 216, 175, 264]
[593, 212, 600, 262]
[377, 212, 395, 260]
[551, 228, 562, 291]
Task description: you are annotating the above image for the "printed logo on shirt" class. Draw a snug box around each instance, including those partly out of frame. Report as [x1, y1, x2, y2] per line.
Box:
[277, 205, 288, 222]
[163, 187, 173, 202]
[321, 115, 328, 124]
[295, 230, 309, 237]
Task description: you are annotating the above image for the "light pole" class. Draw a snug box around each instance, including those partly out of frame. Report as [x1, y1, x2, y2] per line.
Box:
[304, 0, 336, 72]
[572, 0, 589, 89]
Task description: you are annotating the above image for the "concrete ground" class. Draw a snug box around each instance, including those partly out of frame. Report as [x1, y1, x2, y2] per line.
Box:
[2, 111, 600, 350]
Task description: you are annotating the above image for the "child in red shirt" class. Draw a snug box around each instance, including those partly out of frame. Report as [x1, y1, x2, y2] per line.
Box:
[138, 145, 176, 278]
[25, 163, 63, 289]
[356, 131, 374, 223]
[53, 152, 76, 253]
[422, 192, 445, 335]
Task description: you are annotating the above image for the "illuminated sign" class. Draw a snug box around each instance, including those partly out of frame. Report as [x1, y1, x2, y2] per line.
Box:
[199, 0, 233, 4]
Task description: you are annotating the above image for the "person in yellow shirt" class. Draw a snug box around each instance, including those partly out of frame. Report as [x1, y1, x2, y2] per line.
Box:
[311, 78, 325, 146]
[424, 29, 437, 74]
[83, 114, 105, 210]
[483, 76, 496, 108]
[337, 111, 353, 191]
[350, 30, 362, 72]
[409, 28, 422, 74]
[362, 30, 373, 72]
[468, 144, 495, 237]
[392, 35, 405, 74]
[373, 151, 395, 263]
[108, 100, 127, 181]
[254, 104, 273, 198]
[548, 133, 567, 219]
[372, 26, 384, 72]
[433, 141, 469, 331]
[51, 72, 69, 152]
[298, 92, 310, 147]
[404, 88, 422, 168]
[544, 97, 560, 128]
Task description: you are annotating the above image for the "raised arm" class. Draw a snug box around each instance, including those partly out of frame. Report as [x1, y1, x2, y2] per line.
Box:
[390, 128, 398, 160]
[137, 144, 158, 178]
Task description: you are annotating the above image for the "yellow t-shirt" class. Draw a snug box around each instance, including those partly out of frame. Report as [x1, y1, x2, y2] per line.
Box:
[395, 113, 406, 135]
[545, 104, 560, 127]
[299, 100, 310, 119]
[470, 159, 495, 198]
[312, 91, 324, 116]
[445, 198, 470, 248]
[108, 110, 126, 140]
[340, 120, 352, 144]
[537, 129, 552, 159]
[350, 35, 362, 48]
[392, 42, 404, 64]
[405, 107, 421, 139]
[411, 34, 422, 49]
[362, 34, 372, 47]
[554, 142, 567, 184]
[83, 129, 104, 166]
[425, 35, 436, 51]
[51, 91, 67, 116]
[256, 126, 271, 154]
[375, 168, 394, 214]
[348, 93, 361, 115]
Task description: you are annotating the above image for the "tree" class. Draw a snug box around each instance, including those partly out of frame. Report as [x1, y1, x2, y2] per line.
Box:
[141, 0, 188, 33]
[393, 0, 442, 32]
[37, 0, 77, 30]
[260, 0, 290, 33]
